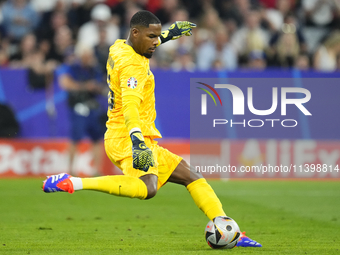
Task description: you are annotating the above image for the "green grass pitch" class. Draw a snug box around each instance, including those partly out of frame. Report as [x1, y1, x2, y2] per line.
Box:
[0, 179, 339, 254]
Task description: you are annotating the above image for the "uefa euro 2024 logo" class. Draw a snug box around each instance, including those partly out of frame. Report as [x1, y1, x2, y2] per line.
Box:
[196, 82, 311, 128]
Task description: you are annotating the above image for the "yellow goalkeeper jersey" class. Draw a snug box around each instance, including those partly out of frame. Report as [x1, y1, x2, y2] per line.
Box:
[104, 39, 161, 139]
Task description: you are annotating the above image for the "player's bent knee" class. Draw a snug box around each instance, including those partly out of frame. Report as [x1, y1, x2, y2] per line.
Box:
[140, 174, 158, 200]
[145, 186, 157, 199]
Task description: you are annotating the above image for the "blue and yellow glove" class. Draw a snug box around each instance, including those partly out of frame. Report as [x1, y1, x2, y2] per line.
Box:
[131, 131, 155, 172]
[159, 21, 197, 44]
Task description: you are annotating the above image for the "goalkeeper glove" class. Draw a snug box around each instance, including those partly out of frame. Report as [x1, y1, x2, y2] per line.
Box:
[159, 21, 197, 44]
[130, 131, 155, 172]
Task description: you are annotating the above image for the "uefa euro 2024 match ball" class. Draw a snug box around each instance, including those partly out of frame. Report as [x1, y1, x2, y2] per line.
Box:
[205, 216, 241, 249]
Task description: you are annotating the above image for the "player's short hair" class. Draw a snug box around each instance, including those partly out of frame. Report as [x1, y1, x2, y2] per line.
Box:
[130, 10, 161, 28]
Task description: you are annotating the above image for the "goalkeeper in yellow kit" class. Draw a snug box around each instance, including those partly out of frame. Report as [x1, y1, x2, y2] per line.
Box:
[43, 10, 261, 248]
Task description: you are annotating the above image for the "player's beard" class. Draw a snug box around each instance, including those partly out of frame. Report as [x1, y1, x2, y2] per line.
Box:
[143, 52, 153, 59]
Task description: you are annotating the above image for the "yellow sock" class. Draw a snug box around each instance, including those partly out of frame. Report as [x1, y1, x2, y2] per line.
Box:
[81, 175, 147, 200]
[187, 178, 226, 221]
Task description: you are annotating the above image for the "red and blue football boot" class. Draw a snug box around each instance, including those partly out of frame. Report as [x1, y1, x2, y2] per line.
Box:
[42, 173, 74, 194]
[236, 232, 262, 247]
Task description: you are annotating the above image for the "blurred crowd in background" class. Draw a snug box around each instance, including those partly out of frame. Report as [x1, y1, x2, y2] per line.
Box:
[1, 0, 340, 79]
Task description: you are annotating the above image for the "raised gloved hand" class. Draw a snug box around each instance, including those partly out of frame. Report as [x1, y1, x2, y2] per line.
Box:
[130, 131, 155, 172]
[159, 21, 197, 44]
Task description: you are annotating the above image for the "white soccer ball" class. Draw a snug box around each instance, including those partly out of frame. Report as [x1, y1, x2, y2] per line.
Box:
[205, 216, 241, 249]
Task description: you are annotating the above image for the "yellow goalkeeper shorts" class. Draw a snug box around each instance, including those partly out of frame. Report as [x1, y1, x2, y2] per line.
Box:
[104, 136, 182, 189]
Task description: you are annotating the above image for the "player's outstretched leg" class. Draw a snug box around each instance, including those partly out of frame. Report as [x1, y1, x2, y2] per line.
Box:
[42, 173, 157, 200]
[168, 160, 262, 248]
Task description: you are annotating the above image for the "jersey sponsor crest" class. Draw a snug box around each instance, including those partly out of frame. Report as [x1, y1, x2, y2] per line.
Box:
[127, 77, 137, 89]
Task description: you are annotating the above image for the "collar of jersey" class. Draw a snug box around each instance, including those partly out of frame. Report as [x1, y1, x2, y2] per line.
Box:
[118, 39, 147, 62]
